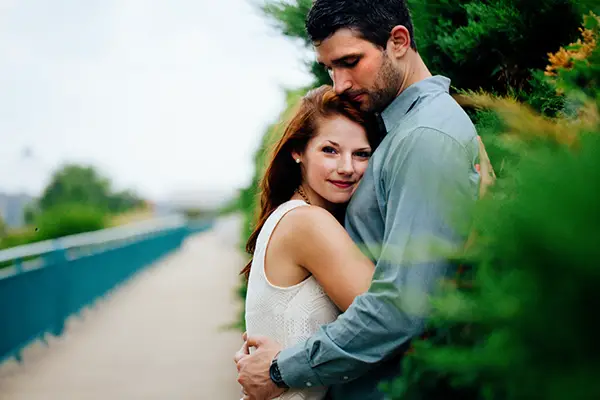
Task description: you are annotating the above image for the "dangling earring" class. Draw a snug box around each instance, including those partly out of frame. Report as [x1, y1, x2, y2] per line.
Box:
[295, 158, 301, 164]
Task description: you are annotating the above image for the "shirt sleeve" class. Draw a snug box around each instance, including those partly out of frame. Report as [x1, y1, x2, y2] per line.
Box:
[277, 127, 479, 388]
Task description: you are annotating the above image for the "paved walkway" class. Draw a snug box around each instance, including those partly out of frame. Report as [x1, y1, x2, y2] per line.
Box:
[0, 215, 246, 399]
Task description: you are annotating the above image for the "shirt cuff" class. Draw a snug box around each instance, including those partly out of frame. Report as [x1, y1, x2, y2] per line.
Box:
[277, 345, 323, 389]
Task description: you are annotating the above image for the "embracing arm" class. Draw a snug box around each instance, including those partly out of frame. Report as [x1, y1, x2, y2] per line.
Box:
[283, 206, 375, 312]
[276, 127, 479, 388]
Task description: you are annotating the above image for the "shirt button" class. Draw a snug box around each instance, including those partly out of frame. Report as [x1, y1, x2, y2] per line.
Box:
[306, 382, 312, 387]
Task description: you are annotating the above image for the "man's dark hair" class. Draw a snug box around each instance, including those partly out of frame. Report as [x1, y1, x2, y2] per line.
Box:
[306, 0, 417, 50]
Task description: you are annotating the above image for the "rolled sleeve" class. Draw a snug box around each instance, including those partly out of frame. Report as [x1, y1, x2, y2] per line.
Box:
[278, 344, 323, 388]
[278, 127, 477, 388]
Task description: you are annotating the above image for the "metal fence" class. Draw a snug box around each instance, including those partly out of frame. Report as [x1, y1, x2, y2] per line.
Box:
[0, 215, 213, 363]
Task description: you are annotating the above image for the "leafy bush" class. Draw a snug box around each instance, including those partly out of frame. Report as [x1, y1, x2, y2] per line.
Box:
[0, 230, 38, 251]
[33, 203, 107, 242]
[408, 0, 584, 99]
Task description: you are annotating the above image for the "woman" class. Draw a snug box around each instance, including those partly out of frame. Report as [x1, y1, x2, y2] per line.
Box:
[242, 85, 380, 400]
[241, 85, 494, 400]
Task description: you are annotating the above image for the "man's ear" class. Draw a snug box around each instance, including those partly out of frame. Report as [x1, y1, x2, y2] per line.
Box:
[387, 25, 411, 58]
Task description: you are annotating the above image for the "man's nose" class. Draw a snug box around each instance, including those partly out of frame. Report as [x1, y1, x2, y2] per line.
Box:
[332, 69, 352, 95]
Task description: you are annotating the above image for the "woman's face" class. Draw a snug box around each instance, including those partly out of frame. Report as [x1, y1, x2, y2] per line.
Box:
[293, 114, 372, 209]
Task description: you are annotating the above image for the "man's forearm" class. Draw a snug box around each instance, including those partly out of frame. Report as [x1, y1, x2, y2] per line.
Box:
[277, 258, 449, 388]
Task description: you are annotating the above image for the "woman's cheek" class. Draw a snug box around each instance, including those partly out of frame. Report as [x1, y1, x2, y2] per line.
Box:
[355, 160, 369, 178]
[321, 157, 339, 176]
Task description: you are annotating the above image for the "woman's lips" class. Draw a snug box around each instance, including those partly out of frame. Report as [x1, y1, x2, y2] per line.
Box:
[329, 180, 355, 189]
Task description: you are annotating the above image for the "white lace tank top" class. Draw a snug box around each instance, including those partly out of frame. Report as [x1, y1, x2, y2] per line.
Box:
[244, 200, 340, 400]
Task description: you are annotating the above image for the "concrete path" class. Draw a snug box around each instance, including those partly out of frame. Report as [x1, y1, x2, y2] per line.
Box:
[0, 215, 246, 399]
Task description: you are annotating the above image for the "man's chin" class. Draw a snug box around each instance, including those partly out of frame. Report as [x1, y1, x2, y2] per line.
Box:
[360, 102, 376, 113]
[354, 99, 370, 112]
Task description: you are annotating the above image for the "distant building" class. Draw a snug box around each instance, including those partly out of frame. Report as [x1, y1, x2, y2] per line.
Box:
[0, 193, 35, 228]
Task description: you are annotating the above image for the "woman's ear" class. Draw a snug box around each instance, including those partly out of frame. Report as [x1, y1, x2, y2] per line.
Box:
[291, 151, 302, 164]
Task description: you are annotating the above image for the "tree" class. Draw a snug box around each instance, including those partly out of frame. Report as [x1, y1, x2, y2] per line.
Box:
[38, 164, 112, 212]
[107, 189, 145, 214]
[38, 163, 144, 214]
[22, 203, 39, 225]
[407, 0, 586, 110]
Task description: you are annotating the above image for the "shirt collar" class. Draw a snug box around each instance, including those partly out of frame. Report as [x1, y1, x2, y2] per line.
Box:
[378, 75, 451, 133]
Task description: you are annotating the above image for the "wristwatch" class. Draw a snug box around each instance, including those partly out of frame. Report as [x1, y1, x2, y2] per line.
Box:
[269, 354, 290, 389]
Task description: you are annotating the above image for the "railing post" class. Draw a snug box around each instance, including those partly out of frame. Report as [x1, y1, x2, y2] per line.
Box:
[14, 258, 23, 275]
[47, 242, 69, 337]
[12, 258, 24, 363]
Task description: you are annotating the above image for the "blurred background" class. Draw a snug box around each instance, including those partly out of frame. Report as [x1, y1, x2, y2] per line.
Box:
[0, 1, 316, 398]
[0, 0, 313, 237]
[1, 0, 600, 399]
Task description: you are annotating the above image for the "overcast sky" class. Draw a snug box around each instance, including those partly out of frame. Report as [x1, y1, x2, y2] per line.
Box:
[0, 0, 313, 205]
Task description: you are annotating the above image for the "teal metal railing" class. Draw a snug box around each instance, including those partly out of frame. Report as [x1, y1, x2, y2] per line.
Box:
[0, 215, 213, 363]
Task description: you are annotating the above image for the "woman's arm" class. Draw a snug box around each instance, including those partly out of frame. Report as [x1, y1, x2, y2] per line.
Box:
[280, 206, 374, 311]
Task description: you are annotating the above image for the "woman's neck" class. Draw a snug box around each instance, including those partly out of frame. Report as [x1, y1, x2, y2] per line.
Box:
[290, 189, 347, 225]
[292, 185, 338, 213]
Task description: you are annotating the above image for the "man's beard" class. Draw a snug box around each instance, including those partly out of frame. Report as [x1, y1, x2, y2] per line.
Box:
[347, 54, 403, 113]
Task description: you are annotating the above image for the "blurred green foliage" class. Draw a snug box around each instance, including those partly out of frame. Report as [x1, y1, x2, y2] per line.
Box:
[0, 215, 6, 238]
[408, 0, 584, 99]
[33, 203, 106, 242]
[37, 164, 144, 216]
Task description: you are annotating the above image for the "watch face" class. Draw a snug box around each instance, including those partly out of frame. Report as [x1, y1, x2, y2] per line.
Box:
[270, 360, 287, 388]
[270, 360, 280, 381]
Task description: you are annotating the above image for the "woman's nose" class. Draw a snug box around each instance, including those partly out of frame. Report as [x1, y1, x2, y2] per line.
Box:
[337, 156, 354, 175]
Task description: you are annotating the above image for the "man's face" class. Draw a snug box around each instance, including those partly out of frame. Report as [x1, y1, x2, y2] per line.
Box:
[316, 28, 403, 113]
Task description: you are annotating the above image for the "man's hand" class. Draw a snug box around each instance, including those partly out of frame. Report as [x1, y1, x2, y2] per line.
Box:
[476, 135, 496, 197]
[234, 335, 285, 400]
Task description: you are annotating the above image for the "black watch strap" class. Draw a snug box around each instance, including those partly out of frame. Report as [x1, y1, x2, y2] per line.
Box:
[269, 355, 289, 389]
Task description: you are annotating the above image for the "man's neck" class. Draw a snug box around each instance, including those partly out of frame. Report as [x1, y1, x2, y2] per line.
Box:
[395, 51, 432, 98]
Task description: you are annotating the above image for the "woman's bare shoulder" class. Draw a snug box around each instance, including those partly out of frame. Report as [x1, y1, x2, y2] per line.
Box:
[277, 205, 342, 236]
[273, 205, 349, 255]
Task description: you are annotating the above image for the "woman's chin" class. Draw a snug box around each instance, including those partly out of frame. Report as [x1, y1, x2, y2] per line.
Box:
[323, 193, 353, 205]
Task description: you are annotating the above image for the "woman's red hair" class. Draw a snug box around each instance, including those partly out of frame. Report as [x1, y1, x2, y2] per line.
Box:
[240, 85, 381, 279]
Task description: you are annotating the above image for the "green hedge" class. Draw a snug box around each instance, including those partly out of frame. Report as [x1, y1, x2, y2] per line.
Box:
[33, 203, 106, 242]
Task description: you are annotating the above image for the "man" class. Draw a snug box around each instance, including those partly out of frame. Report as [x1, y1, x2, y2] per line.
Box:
[235, 0, 482, 398]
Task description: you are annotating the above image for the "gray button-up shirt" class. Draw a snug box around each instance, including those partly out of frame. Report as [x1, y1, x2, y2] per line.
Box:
[278, 75, 480, 399]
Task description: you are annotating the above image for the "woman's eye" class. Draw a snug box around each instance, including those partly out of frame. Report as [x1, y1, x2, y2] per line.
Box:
[355, 151, 371, 158]
[323, 146, 337, 154]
